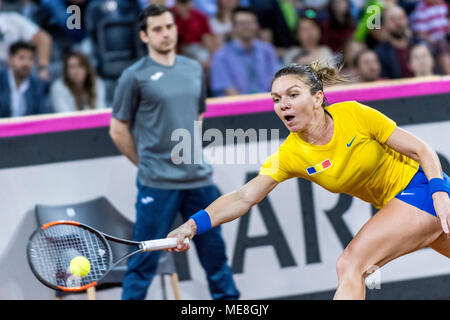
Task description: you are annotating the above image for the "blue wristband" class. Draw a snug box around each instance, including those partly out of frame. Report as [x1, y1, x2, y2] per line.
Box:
[429, 178, 450, 195]
[190, 210, 212, 235]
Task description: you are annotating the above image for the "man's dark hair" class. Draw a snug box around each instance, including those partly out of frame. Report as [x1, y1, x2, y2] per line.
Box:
[231, 6, 258, 23]
[139, 4, 174, 32]
[9, 41, 36, 57]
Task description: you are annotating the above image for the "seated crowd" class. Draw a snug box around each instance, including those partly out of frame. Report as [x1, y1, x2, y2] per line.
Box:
[0, 0, 448, 118]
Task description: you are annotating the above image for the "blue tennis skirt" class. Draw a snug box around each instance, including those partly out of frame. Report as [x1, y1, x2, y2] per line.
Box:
[395, 166, 450, 217]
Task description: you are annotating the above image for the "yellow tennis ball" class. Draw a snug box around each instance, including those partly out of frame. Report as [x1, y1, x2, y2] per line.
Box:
[70, 256, 91, 277]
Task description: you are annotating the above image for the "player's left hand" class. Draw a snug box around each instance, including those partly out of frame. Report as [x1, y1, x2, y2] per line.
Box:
[433, 192, 450, 238]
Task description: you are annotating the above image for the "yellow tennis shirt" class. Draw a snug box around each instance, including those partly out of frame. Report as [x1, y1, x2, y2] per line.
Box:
[259, 101, 419, 209]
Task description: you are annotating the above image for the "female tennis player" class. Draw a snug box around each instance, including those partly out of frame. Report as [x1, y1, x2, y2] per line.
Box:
[167, 62, 450, 299]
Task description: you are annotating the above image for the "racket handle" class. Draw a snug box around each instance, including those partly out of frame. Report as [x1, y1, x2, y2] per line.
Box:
[141, 238, 189, 251]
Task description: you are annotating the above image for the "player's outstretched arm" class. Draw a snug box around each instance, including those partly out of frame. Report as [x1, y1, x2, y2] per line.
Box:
[166, 175, 279, 252]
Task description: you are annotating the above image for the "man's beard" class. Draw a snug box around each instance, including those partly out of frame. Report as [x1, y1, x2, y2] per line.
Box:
[154, 47, 174, 55]
[153, 40, 175, 54]
[13, 67, 31, 81]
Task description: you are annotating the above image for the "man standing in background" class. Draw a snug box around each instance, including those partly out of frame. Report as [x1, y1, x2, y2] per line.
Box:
[109, 4, 239, 300]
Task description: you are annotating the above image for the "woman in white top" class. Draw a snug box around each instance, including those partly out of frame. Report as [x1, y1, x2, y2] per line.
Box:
[50, 51, 105, 112]
[283, 15, 334, 66]
[209, 0, 239, 46]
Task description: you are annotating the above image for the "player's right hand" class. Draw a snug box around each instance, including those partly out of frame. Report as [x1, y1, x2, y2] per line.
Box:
[166, 219, 197, 252]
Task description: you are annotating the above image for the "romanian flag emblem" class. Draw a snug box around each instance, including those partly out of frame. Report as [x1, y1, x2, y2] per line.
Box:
[307, 159, 332, 175]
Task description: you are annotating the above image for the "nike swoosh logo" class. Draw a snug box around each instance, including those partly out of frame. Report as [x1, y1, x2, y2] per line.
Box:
[347, 136, 356, 147]
[400, 192, 415, 196]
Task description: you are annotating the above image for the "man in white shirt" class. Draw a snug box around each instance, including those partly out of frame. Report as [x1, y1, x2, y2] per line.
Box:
[0, 0, 52, 81]
[0, 41, 49, 117]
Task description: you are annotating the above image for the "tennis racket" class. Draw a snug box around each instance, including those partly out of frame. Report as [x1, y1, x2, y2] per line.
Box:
[27, 220, 189, 292]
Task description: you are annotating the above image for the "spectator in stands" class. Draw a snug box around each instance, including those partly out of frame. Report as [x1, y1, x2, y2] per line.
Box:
[410, 0, 448, 43]
[210, 6, 279, 96]
[249, 0, 298, 51]
[321, 0, 357, 53]
[408, 42, 436, 76]
[0, 41, 50, 118]
[209, 0, 239, 46]
[172, 0, 216, 66]
[0, 0, 52, 81]
[409, 0, 450, 74]
[283, 13, 334, 66]
[292, 49, 315, 66]
[374, 5, 419, 78]
[340, 39, 367, 78]
[353, 48, 383, 82]
[50, 52, 106, 113]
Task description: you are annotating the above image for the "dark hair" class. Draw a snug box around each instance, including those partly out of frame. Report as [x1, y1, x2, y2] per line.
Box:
[296, 13, 322, 46]
[353, 48, 376, 68]
[231, 6, 257, 23]
[63, 51, 97, 110]
[298, 15, 321, 29]
[272, 61, 348, 107]
[9, 41, 36, 57]
[327, 0, 355, 29]
[139, 4, 174, 32]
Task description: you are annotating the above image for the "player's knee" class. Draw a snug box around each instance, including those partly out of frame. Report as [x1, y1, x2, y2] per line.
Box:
[336, 249, 364, 280]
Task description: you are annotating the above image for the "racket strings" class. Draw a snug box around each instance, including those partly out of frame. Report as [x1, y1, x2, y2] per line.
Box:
[29, 224, 111, 289]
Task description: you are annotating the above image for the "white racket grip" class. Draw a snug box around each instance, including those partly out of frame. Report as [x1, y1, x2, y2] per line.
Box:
[141, 238, 189, 251]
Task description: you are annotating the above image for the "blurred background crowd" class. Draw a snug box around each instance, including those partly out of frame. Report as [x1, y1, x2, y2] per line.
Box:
[0, 0, 449, 117]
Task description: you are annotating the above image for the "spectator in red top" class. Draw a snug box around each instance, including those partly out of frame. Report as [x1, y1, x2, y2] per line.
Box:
[409, 0, 450, 74]
[172, 0, 216, 67]
[321, 0, 357, 53]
